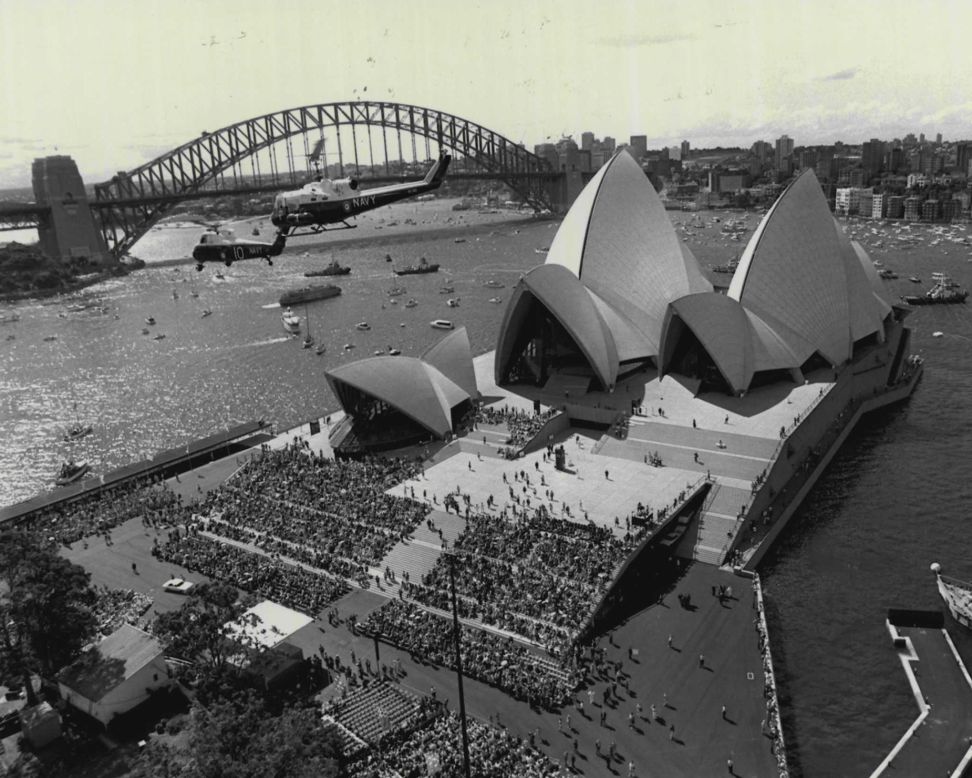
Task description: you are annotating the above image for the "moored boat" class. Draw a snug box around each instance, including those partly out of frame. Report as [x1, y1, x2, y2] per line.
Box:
[932, 563, 972, 630]
[55, 460, 90, 486]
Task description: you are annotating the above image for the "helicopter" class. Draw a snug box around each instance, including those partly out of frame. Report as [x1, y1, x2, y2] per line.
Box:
[270, 143, 451, 236]
[190, 221, 287, 271]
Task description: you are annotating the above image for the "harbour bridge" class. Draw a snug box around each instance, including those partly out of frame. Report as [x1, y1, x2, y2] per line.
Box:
[0, 101, 573, 263]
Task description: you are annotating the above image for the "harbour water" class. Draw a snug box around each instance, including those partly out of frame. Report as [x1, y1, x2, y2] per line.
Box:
[2, 206, 972, 775]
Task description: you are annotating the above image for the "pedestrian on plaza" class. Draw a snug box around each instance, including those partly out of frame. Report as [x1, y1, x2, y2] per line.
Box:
[669, 723, 675, 741]
[727, 757, 734, 773]
[699, 653, 705, 668]
[722, 704, 727, 720]
[667, 633, 673, 648]
[600, 710, 607, 727]
[650, 704, 656, 721]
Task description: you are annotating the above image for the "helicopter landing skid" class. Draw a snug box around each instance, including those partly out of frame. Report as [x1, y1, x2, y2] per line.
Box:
[284, 222, 357, 238]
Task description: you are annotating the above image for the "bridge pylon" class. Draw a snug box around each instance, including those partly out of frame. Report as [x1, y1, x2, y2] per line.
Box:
[32, 156, 112, 268]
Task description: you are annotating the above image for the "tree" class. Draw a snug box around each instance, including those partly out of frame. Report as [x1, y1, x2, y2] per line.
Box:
[132, 691, 342, 778]
[0, 532, 97, 702]
[153, 582, 244, 670]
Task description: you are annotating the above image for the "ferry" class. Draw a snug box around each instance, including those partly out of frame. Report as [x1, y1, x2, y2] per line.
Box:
[281, 308, 301, 333]
[55, 460, 90, 486]
[394, 257, 440, 276]
[278, 285, 341, 307]
[430, 319, 454, 330]
[932, 563, 972, 630]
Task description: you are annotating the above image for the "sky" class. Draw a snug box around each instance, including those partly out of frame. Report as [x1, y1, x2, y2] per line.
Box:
[2, 0, 972, 188]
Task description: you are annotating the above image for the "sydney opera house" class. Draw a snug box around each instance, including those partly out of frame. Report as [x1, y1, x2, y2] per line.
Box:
[495, 150, 907, 406]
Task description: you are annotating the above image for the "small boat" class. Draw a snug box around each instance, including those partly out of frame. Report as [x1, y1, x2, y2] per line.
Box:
[374, 349, 384, 355]
[43, 336, 57, 342]
[252, 228, 260, 236]
[932, 331, 944, 338]
[384, 253, 393, 262]
[190, 291, 199, 298]
[214, 271, 225, 280]
[172, 289, 179, 299]
[405, 299, 418, 308]
[447, 298, 460, 308]
[55, 460, 90, 486]
[356, 322, 371, 331]
[387, 347, 401, 356]
[66, 303, 87, 313]
[488, 297, 502, 304]
[281, 308, 301, 333]
[201, 309, 213, 318]
[439, 285, 455, 294]
[454, 238, 466, 244]
[303, 335, 314, 349]
[484, 280, 505, 288]
[431, 319, 455, 330]
[909, 276, 921, 283]
[877, 268, 898, 280]
[153, 333, 166, 340]
[145, 317, 156, 325]
[141, 328, 150, 335]
[64, 424, 92, 442]
[343, 343, 355, 350]
[316, 344, 327, 355]
[387, 287, 406, 297]
[0, 314, 20, 324]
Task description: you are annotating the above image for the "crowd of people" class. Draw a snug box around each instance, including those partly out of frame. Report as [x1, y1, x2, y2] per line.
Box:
[362, 599, 579, 710]
[22, 475, 191, 546]
[753, 575, 790, 778]
[403, 508, 636, 656]
[348, 708, 569, 778]
[184, 445, 430, 588]
[153, 530, 348, 617]
[475, 405, 560, 448]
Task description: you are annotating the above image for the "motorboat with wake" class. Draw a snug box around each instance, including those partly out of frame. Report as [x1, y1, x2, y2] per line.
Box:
[281, 308, 301, 333]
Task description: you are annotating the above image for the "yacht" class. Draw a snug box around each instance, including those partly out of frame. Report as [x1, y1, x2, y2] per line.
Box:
[430, 319, 455, 330]
[281, 308, 301, 333]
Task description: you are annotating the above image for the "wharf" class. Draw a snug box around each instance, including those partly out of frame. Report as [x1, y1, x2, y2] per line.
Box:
[870, 611, 972, 777]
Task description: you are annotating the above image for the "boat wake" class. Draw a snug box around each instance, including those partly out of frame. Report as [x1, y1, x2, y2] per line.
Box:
[261, 303, 282, 310]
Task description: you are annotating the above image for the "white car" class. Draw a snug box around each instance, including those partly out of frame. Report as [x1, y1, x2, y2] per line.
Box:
[163, 578, 195, 595]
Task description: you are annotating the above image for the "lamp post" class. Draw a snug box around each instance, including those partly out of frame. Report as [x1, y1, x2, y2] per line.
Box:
[447, 553, 472, 778]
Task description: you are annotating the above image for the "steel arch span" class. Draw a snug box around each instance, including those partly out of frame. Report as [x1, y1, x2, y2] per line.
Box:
[92, 101, 556, 258]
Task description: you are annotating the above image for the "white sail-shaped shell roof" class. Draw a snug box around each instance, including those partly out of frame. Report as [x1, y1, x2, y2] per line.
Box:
[326, 328, 476, 438]
[546, 150, 712, 352]
[729, 169, 851, 366]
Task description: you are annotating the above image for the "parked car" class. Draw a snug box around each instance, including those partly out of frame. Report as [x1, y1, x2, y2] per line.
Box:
[162, 578, 195, 595]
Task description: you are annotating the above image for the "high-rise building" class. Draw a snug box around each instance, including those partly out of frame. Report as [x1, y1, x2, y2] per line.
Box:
[887, 195, 905, 219]
[956, 143, 972, 177]
[581, 132, 595, 151]
[922, 199, 940, 222]
[775, 134, 794, 170]
[680, 140, 690, 160]
[870, 192, 886, 219]
[629, 135, 648, 160]
[935, 132, 943, 145]
[602, 137, 616, 153]
[861, 139, 884, 180]
[904, 196, 922, 221]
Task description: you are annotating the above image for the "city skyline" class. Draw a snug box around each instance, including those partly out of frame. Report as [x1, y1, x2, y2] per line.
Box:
[2, 0, 972, 188]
